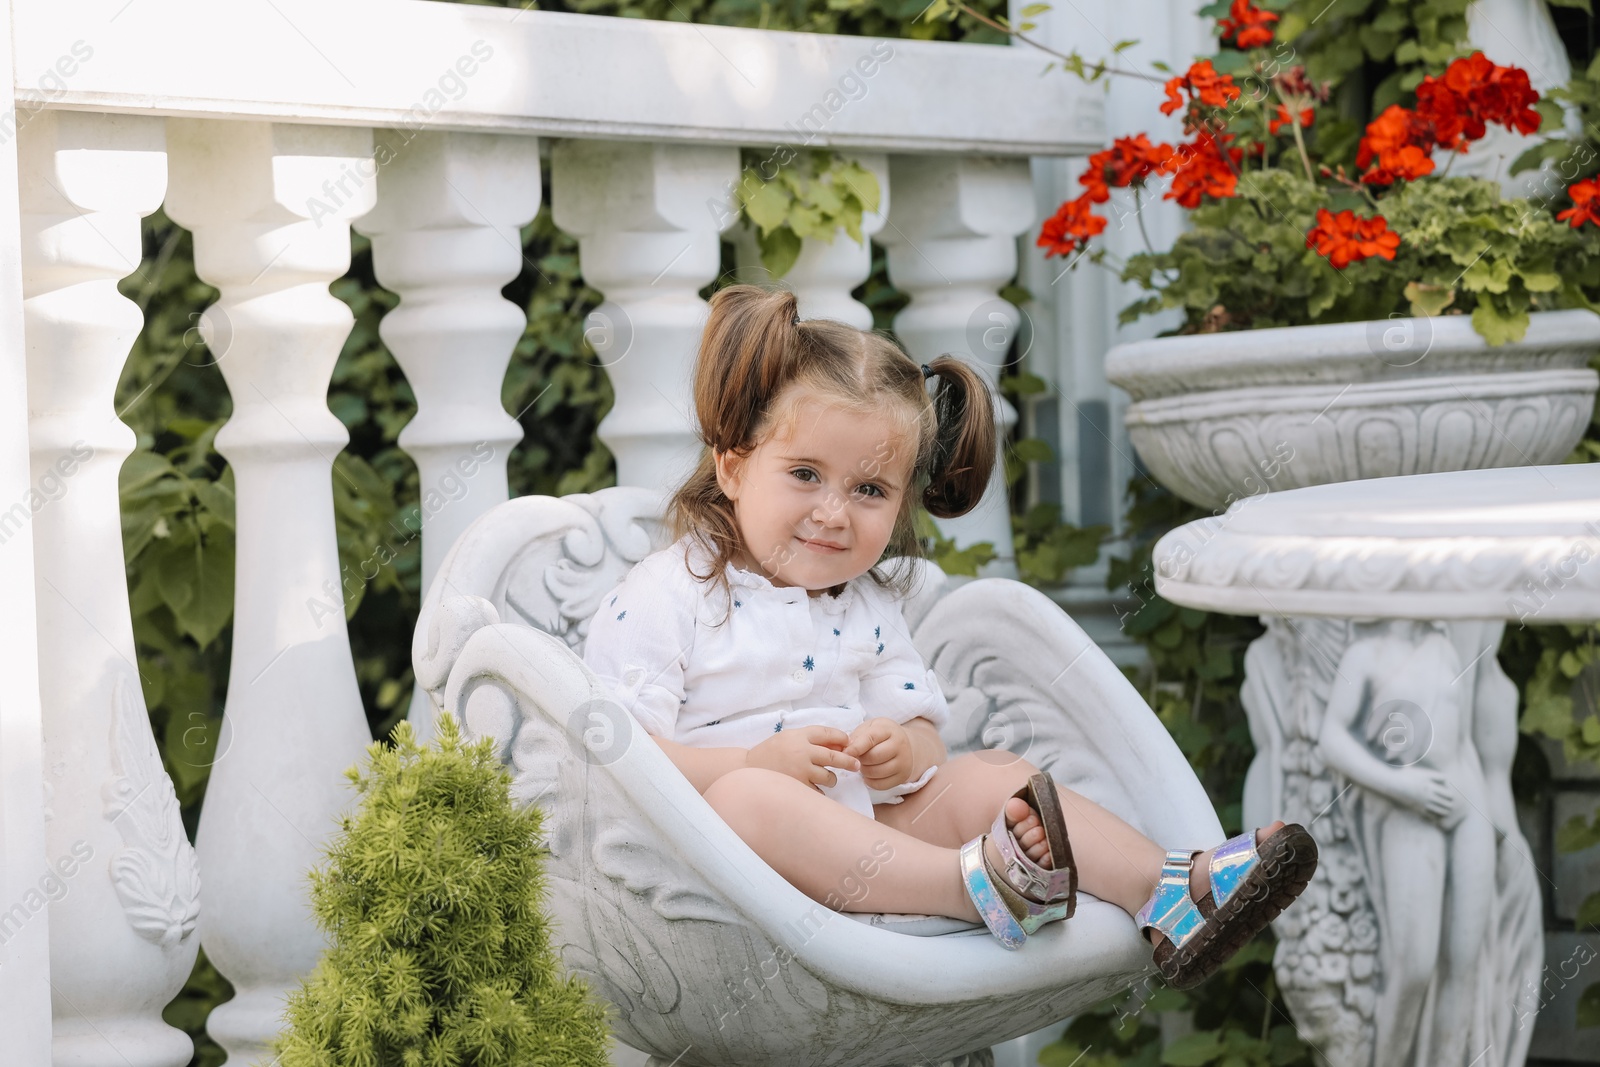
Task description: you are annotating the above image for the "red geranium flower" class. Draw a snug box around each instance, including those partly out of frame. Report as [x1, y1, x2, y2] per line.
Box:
[1437, 52, 1539, 135]
[1557, 179, 1600, 228]
[1355, 54, 1542, 185]
[1079, 134, 1176, 203]
[1415, 75, 1484, 151]
[1356, 105, 1438, 184]
[1161, 59, 1242, 116]
[1306, 208, 1400, 268]
[1218, 0, 1278, 49]
[1162, 132, 1243, 208]
[1037, 194, 1108, 258]
[1361, 143, 1435, 185]
[1269, 104, 1314, 136]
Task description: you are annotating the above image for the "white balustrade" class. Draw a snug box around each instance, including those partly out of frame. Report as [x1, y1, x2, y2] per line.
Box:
[164, 119, 378, 1065]
[552, 140, 741, 490]
[18, 110, 198, 1067]
[730, 151, 890, 330]
[0, 1, 1103, 1056]
[877, 154, 1035, 575]
[351, 130, 540, 741]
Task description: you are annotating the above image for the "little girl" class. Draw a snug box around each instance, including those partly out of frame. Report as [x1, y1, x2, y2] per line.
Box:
[582, 284, 1317, 986]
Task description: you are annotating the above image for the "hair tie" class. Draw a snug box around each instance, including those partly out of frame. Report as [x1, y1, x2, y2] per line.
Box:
[921, 363, 935, 380]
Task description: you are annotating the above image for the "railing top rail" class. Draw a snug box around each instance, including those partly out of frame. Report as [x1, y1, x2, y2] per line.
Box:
[13, 0, 1106, 155]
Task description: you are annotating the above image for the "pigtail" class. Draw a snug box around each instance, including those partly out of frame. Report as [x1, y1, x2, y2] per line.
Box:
[920, 356, 997, 519]
[693, 285, 804, 453]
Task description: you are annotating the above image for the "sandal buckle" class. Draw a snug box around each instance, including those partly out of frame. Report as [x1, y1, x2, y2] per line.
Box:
[1137, 848, 1204, 952]
[988, 802, 1076, 904]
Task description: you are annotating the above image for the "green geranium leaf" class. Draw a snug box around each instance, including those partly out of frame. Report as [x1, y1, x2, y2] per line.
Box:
[1404, 281, 1456, 316]
[1461, 256, 1513, 294]
[1471, 301, 1529, 345]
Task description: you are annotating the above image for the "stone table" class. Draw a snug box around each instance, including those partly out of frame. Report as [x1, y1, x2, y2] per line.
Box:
[1151, 463, 1600, 1067]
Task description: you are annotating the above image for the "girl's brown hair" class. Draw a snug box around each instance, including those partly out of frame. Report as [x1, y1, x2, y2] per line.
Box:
[664, 283, 997, 622]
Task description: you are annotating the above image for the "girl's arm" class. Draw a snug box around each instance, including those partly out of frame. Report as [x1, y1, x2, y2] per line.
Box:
[649, 735, 749, 795]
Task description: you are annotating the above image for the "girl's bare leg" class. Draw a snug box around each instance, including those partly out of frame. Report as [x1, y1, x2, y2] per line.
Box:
[702, 764, 982, 920]
[704, 750, 1282, 924]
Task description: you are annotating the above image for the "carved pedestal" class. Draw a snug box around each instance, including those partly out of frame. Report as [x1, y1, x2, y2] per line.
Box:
[1154, 464, 1600, 1067]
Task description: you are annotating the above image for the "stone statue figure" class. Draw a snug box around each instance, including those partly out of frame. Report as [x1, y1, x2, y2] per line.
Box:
[1239, 615, 1544, 1067]
[1318, 618, 1495, 1066]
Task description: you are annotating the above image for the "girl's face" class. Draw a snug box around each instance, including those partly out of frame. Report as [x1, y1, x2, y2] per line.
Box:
[714, 392, 913, 596]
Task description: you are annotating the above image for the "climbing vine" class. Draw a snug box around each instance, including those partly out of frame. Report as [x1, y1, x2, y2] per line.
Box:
[734, 148, 884, 279]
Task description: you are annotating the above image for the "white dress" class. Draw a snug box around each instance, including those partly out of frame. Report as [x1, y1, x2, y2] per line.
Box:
[581, 531, 950, 820]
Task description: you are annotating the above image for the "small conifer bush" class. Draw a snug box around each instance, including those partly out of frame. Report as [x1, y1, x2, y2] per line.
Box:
[274, 712, 615, 1067]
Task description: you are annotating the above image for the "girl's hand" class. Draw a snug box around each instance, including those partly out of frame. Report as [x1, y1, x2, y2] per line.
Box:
[844, 718, 914, 791]
[747, 726, 861, 791]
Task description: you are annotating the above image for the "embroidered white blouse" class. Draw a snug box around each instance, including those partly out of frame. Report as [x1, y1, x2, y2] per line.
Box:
[580, 532, 949, 820]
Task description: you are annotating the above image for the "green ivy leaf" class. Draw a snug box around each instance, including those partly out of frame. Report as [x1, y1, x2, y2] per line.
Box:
[1576, 890, 1600, 929]
[1011, 438, 1055, 464]
[154, 534, 235, 650]
[757, 225, 803, 279]
[1162, 1030, 1224, 1065]
[1580, 982, 1600, 1028]
[740, 180, 791, 235]
[1557, 811, 1600, 853]
[192, 480, 236, 530]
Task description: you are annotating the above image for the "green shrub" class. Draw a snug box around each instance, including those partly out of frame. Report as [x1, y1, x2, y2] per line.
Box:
[274, 713, 615, 1067]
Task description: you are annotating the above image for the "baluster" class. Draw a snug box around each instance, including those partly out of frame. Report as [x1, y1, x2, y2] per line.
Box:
[0, 44, 61, 1050]
[878, 155, 1035, 577]
[730, 152, 889, 330]
[18, 110, 196, 1067]
[164, 119, 376, 1065]
[352, 131, 539, 741]
[551, 140, 740, 489]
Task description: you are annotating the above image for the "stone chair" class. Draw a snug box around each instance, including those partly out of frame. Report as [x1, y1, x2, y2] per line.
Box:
[410, 485, 1225, 1067]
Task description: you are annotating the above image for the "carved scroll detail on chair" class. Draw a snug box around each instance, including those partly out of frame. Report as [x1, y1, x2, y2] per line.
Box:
[916, 578, 1220, 846]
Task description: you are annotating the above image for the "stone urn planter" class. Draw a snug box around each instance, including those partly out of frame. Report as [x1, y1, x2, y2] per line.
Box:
[1104, 308, 1600, 510]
